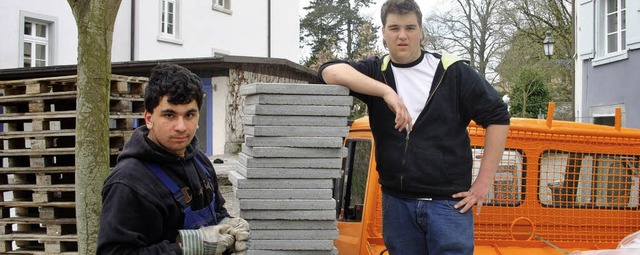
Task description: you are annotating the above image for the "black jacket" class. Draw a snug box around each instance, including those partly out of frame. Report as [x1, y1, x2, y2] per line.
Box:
[319, 51, 510, 199]
[97, 126, 229, 254]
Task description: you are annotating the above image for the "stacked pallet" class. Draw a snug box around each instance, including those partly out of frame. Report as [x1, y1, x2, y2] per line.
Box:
[230, 83, 351, 255]
[0, 75, 147, 254]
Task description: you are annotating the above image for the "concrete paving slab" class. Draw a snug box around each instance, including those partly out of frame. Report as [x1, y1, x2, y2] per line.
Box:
[247, 249, 337, 255]
[242, 115, 348, 127]
[235, 166, 340, 179]
[233, 188, 333, 199]
[249, 240, 335, 251]
[239, 83, 349, 96]
[243, 125, 349, 137]
[242, 145, 348, 158]
[243, 104, 350, 116]
[240, 209, 336, 220]
[244, 136, 343, 148]
[219, 184, 239, 217]
[244, 94, 352, 106]
[231, 83, 352, 253]
[238, 153, 342, 168]
[239, 199, 336, 210]
[250, 229, 338, 240]
[248, 220, 337, 230]
[229, 170, 333, 189]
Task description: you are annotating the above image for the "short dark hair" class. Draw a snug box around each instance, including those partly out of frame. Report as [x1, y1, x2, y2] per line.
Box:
[380, 0, 426, 48]
[144, 63, 204, 113]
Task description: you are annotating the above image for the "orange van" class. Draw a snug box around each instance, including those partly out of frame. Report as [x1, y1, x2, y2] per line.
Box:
[335, 105, 640, 254]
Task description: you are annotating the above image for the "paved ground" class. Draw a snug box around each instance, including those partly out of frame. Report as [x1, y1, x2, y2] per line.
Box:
[210, 154, 240, 217]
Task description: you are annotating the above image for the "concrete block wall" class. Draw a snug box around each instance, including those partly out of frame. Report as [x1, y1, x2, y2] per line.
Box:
[229, 83, 351, 255]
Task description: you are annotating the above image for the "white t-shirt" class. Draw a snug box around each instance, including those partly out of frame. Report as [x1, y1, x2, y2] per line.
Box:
[391, 53, 440, 125]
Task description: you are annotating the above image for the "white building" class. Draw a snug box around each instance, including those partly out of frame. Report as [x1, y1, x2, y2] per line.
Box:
[0, 0, 314, 156]
[0, 0, 300, 67]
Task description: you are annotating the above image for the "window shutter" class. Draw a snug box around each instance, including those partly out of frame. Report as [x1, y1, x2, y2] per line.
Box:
[578, 0, 594, 59]
[628, 0, 640, 50]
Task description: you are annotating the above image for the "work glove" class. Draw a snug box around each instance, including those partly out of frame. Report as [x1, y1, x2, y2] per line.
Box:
[219, 217, 250, 255]
[178, 224, 235, 255]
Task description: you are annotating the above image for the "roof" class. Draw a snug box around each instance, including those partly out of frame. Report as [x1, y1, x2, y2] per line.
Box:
[0, 55, 319, 82]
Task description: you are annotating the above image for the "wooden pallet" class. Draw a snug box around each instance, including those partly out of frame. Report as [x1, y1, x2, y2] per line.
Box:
[0, 167, 75, 174]
[0, 232, 78, 254]
[0, 75, 146, 134]
[0, 92, 143, 115]
[0, 74, 147, 97]
[1, 185, 75, 203]
[0, 131, 133, 151]
[0, 216, 76, 235]
[0, 76, 78, 96]
[0, 74, 147, 254]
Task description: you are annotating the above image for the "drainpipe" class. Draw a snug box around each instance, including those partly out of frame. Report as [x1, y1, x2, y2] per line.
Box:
[267, 0, 271, 58]
[130, 0, 136, 61]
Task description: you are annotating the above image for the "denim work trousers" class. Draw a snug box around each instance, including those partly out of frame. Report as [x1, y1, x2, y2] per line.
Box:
[382, 192, 474, 255]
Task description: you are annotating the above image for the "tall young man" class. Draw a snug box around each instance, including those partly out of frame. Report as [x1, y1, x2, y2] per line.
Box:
[318, 1, 510, 254]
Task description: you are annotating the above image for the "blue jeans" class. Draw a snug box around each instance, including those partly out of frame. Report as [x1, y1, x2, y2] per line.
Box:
[382, 192, 474, 255]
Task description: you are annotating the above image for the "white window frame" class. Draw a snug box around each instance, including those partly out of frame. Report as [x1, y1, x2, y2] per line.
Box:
[158, 0, 183, 45]
[19, 12, 56, 68]
[589, 104, 625, 126]
[212, 0, 232, 15]
[603, 0, 626, 54]
[593, 0, 627, 66]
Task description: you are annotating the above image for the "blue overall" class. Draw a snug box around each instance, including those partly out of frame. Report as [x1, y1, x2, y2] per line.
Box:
[145, 157, 219, 229]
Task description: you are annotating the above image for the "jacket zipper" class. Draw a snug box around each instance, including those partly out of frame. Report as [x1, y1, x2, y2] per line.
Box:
[401, 130, 410, 190]
[396, 68, 447, 191]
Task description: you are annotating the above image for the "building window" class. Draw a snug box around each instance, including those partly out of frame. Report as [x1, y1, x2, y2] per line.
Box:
[604, 0, 626, 54]
[158, 0, 182, 44]
[589, 104, 624, 126]
[591, 0, 628, 65]
[23, 20, 49, 67]
[598, 0, 626, 55]
[212, 0, 232, 14]
[215, 0, 230, 9]
[161, 0, 176, 36]
[594, 116, 615, 126]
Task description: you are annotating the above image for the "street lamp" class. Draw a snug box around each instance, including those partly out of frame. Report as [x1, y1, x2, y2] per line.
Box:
[541, 29, 574, 121]
[543, 30, 555, 60]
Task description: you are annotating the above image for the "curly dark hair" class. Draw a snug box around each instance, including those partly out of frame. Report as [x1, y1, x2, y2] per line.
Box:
[144, 63, 204, 113]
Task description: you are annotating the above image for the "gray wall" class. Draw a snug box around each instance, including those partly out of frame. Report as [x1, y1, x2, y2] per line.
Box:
[580, 49, 640, 128]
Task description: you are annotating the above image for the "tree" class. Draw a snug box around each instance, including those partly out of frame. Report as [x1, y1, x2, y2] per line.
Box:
[67, 0, 122, 254]
[500, 0, 574, 119]
[424, 0, 512, 82]
[300, 0, 380, 68]
[494, 30, 543, 92]
[509, 67, 551, 118]
[301, 0, 380, 120]
[502, 0, 572, 59]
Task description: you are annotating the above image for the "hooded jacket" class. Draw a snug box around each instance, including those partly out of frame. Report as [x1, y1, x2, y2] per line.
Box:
[97, 126, 229, 255]
[319, 51, 510, 199]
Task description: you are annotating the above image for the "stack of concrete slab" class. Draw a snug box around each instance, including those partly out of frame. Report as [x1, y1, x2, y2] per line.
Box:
[229, 83, 351, 255]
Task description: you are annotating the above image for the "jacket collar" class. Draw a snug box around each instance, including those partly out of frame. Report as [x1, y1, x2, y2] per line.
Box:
[381, 50, 467, 72]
